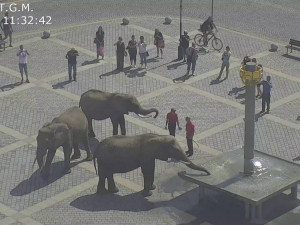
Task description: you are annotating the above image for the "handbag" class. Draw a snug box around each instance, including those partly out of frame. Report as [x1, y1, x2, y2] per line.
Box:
[158, 40, 165, 48]
[94, 38, 99, 44]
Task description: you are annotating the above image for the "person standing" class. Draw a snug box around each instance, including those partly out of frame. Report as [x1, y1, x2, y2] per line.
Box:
[66, 48, 79, 81]
[256, 64, 263, 99]
[185, 117, 195, 157]
[95, 26, 104, 60]
[154, 29, 164, 58]
[165, 108, 182, 136]
[127, 35, 137, 68]
[260, 75, 273, 114]
[179, 30, 190, 62]
[216, 46, 231, 80]
[17, 45, 30, 83]
[0, 12, 13, 47]
[138, 36, 148, 69]
[114, 37, 126, 72]
[185, 42, 199, 76]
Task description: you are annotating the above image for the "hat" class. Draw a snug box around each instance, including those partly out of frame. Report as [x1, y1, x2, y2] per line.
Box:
[171, 108, 176, 112]
[184, 30, 188, 34]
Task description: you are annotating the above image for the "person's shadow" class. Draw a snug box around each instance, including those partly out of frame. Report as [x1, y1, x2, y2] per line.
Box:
[173, 74, 193, 83]
[81, 59, 99, 66]
[167, 61, 186, 70]
[210, 78, 225, 85]
[52, 80, 72, 89]
[124, 67, 146, 78]
[228, 86, 246, 96]
[0, 81, 22, 92]
[10, 157, 85, 196]
[99, 69, 120, 79]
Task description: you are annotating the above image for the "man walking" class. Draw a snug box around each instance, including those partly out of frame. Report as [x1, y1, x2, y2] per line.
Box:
[165, 108, 182, 136]
[185, 42, 199, 76]
[179, 30, 190, 62]
[260, 75, 273, 114]
[0, 12, 13, 47]
[216, 46, 231, 80]
[66, 48, 79, 81]
[185, 117, 195, 157]
[17, 45, 30, 83]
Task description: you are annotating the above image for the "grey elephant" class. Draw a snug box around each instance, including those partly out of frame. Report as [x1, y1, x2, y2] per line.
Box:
[79, 90, 158, 137]
[93, 134, 210, 196]
[35, 106, 93, 179]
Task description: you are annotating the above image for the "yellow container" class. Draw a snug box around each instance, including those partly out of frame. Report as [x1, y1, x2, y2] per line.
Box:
[240, 66, 263, 86]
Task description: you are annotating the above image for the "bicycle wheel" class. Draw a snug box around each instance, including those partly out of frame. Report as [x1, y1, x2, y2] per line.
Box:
[194, 34, 205, 46]
[211, 37, 223, 51]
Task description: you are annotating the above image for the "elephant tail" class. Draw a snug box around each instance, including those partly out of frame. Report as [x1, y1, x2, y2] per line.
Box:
[93, 155, 98, 175]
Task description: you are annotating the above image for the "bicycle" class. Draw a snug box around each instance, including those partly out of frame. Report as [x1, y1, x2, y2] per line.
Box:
[193, 31, 223, 51]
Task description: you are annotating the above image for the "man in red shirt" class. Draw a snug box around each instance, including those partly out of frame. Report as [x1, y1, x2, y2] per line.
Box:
[185, 117, 195, 157]
[165, 108, 181, 136]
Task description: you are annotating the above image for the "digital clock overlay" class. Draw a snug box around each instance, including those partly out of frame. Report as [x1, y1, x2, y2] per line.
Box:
[0, 1, 299, 225]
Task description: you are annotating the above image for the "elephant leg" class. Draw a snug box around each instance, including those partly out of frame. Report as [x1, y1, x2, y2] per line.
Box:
[83, 134, 93, 161]
[41, 149, 56, 179]
[141, 161, 155, 196]
[107, 173, 119, 193]
[118, 115, 126, 135]
[63, 145, 72, 174]
[110, 117, 119, 135]
[96, 167, 107, 194]
[71, 140, 81, 160]
[87, 118, 96, 138]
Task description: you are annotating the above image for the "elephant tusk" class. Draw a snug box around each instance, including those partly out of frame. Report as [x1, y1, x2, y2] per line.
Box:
[137, 114, 152, 118]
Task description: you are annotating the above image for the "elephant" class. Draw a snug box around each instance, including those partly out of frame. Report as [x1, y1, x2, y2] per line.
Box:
[79, 89, 158, 137]
[35, 106, 93, 179]
[93, 133, 210, 196]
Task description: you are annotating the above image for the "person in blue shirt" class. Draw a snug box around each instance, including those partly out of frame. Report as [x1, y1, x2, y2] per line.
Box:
[260, 75, 273, 113]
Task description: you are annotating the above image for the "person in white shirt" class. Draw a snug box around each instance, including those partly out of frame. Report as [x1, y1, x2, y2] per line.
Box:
[16, 45, 30, 83]
[137, 36, 148, 69]
[217, 46, 231, 80]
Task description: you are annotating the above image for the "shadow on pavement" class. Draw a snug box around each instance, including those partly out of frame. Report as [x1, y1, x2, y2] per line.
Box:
[228, 86, 246, 96]
[99, 69, 120, 79]
[281, 54, 300, 61]
[124, 67, 147, 78]
[82, 59, 100, 66]
[10, 157, 85, 196]
[173, 74, 192, 83]
[52, 80, 72, 89]
[210, 78, 226, 85]
[0, 81, 22, 92]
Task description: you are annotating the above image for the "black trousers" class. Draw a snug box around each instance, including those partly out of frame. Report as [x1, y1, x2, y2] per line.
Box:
[262, 93, 271, 112]
[168, 123, 176, 136]
[187, 138, 193, 153]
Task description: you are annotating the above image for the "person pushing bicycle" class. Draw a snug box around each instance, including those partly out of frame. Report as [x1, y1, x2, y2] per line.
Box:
[200, 16, 218, 46]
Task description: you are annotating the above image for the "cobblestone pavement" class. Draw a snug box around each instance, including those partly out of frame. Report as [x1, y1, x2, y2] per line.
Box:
[0, 2, 300, 225]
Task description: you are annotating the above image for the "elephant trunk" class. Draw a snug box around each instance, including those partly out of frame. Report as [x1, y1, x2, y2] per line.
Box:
[178, 151, 210, 175]
[136, 108, 159, 118]
[36, 145, 47, 170]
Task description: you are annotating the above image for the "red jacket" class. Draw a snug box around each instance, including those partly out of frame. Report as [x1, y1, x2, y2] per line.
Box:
[186, 121, 195, 138]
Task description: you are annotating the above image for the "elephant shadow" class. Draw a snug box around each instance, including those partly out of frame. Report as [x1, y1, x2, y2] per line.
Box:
[10, 158, 84, 196]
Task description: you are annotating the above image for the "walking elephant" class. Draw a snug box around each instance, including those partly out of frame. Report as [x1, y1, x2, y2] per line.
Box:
[93, 134, 210, 196]
[35, 106, 93, 179]
[79, 89, 159, 137]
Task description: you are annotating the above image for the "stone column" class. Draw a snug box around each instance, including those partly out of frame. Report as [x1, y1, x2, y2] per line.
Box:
[244, 62, 257, 175]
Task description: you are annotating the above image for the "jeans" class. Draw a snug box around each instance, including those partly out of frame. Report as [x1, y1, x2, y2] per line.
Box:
[139, 52, 147, 66]
[168, 123, 176, 136]
[68, 63, 77, 80]
[262, 93, 271, 112]
[217, 62, 230, 79]
[187, 60, 196, 74]
[19, 63, 28, 76]
[186, 138, 193, 154]
[182, 47, 188, 60]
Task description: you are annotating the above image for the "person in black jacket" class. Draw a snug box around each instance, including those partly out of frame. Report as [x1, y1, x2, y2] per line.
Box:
[95, 26, 104, 60]
[179, 30, 190, 62]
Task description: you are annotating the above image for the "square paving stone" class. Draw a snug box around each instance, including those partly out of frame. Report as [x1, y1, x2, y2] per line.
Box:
[55, 21, 155, 58]
[133, 87, 243, 137]
[272, 97, 300, 124]
[199, 117, 300, 163]
[0, 39, 94, 79]
[0, 131, 18, 149]
[0, 71, 21, 92]
[0, 87, 77, 136]
[31, 183, 197, 225]
[191, 67, 300, 106]
[130, 17, 199, 37]
[259, 50, 300, 79]
[216, 28, 270, 59]
[147, 42, 222, 79]
[0, 145, 95, 211]
[49, 63, 170, 98]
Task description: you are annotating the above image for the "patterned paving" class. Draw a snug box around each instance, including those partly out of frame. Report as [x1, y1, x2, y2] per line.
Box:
[0, 15, 299, 225]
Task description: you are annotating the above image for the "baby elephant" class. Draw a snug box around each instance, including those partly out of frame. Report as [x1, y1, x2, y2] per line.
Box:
[93, 133, 210, 196]
[36, 106, 93, 179]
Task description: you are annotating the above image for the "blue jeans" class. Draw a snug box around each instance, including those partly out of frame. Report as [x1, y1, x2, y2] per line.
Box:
[68, 63, 77, 80]
[19, 63, 28, 76]
[187, 60, 196, 74]
[139, 52, 147, 66]
[262, 93, 271, 112]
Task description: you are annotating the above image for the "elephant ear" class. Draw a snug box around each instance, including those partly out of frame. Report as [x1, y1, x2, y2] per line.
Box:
[144, 136, 170, 161]
[112, 94, 132, 114]
[53, 124, 70, 141]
